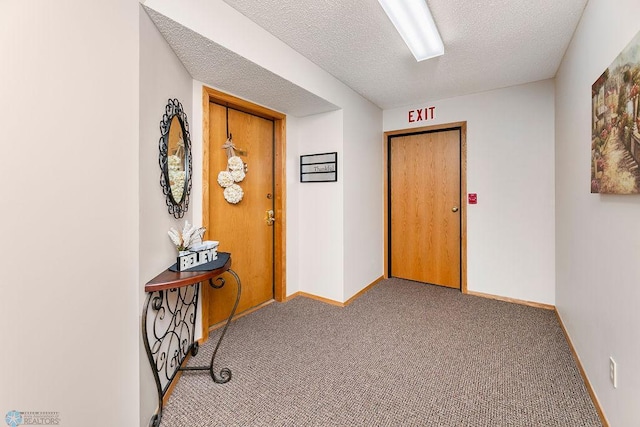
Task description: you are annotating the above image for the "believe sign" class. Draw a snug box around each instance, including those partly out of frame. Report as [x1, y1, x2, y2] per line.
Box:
[177, 248, 218, 271]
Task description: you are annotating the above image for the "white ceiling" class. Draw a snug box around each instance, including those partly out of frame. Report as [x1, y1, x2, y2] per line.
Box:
[220, 0, 588, 110]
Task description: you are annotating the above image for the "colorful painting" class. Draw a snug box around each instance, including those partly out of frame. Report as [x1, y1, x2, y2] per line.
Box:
[592, 30, 640, 194]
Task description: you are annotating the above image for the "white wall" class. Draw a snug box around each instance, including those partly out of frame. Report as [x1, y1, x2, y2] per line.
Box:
[145, 0, 384, 303]
[0, 1, 140, 426]
[555, 1, 640, 425]
[343, 102, 385, 300]
[139, 7, 194, 425]
[284, 115, 301, 296]
[297, 111, 345, 301]
[384, 80, 556, 305]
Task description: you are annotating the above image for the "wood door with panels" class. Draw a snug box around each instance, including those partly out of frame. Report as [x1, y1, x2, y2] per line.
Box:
[388, 128, 462, 289]
[206, 103, 275, 327]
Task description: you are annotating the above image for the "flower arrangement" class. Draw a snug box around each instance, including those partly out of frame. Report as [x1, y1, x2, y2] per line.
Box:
[223, 184, 244, 204]
[228, 156, 244, 171]
[168, 154, 186, 201]
[218, 138, 247, 204]
[217, 170, 234, 188]
[230, 168, 245, 183]
[168, 221, 205, 252]
[168, 154, 182, 170]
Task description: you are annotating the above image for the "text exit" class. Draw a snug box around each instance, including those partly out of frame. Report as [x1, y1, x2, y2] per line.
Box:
[408, 106, 435, 123]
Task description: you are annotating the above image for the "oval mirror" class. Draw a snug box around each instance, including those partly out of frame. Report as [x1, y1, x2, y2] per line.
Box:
[167, 116, 186, 203]
[159, 99, 192, 218]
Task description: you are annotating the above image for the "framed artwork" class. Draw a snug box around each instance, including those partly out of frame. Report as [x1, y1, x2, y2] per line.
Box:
[592, 30, 640, 194]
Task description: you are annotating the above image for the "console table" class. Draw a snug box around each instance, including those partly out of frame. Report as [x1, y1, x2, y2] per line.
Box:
[142, 252, 241, 427]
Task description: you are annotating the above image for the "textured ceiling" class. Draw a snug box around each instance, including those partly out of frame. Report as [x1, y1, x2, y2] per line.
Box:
[221, 0, 588, 109]
[143, 6, 339, 117]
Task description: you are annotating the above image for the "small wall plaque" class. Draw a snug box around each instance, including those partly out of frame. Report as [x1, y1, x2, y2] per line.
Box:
[300, 152, 337, 183]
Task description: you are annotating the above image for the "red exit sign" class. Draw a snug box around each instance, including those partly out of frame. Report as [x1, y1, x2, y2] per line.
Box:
[408, 106, 435, 123]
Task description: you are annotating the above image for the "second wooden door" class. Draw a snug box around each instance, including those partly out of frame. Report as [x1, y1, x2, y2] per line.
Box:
[206, 104, 275, 327]
[389, 128, 461, 289]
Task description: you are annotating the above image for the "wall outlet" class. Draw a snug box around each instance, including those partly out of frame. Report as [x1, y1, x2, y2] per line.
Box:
[609, 357, 617, 388]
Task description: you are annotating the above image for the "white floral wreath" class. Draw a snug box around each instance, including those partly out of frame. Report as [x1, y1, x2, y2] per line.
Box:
[218, 137, 247, 204]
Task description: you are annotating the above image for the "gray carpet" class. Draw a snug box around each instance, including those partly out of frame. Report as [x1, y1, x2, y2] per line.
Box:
[159, 278, 602, 426]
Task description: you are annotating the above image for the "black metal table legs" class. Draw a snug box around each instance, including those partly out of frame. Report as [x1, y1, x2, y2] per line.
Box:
[180, 269, 242, 383]
[142, 269, 241, 427]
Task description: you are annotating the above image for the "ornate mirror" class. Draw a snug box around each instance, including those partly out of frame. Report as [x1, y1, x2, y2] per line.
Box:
[159, 99, 192, 218]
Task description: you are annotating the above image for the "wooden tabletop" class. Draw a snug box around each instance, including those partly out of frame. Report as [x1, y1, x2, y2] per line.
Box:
[144, 253, 232, 292]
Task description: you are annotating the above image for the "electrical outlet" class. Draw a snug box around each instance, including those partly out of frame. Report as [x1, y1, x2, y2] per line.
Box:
[609, 357, 617, 388]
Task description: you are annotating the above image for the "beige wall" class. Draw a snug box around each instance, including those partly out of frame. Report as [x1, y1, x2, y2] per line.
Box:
[555, 0, 640, 425]
[0, 1, 140, 426]
[138, 6, 194, 425]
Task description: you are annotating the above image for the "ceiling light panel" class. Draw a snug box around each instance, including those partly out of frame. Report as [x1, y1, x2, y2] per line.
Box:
[378, 0, 444, 61]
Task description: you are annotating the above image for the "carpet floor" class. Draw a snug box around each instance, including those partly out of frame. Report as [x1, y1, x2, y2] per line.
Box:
[159, 278, 602, 426]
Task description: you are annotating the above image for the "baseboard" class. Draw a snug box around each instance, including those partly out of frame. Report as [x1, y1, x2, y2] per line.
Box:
[555, 311, 609, 427]
[287, 275, 385, 307]
[465, 290, 555, 310]
[285, 291, 300, 302]
[207, 299, 276, 334]
[344, 275, 384, 306]
[290, 291, 345, 307]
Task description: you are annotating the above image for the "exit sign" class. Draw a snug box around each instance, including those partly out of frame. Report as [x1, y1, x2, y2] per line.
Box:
[408, 106, 436, 123]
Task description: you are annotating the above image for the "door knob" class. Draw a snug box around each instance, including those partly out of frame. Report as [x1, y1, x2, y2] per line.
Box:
[265, 209, 275, 226]
[452, 206, 459, 212]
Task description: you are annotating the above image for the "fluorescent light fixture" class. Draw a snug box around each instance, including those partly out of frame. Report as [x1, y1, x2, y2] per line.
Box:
[378, 0, 444, 61]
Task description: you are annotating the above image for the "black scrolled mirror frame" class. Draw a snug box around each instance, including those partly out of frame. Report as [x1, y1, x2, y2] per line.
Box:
[159, 98, 192, 219]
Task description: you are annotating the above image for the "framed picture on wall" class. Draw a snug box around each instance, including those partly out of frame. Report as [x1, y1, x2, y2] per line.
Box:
[591, 29, 640, 194]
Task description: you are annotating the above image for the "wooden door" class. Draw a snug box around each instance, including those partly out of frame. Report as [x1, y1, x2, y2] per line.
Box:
[206, 104, 274, 326]
[389, 129, 461, 288]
